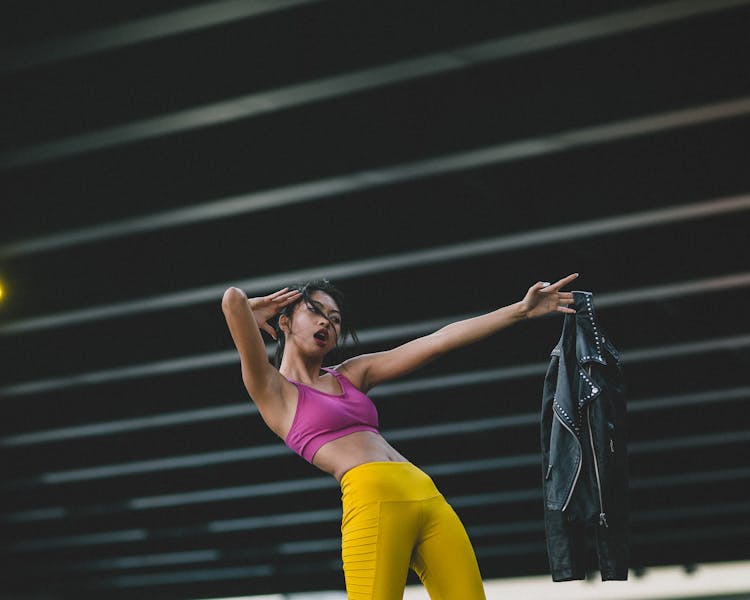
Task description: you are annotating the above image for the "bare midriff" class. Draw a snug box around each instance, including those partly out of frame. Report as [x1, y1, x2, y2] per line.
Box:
[311, 430, 409, 482]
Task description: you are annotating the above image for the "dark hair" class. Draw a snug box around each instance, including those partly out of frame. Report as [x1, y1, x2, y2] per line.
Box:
[273, 279, 358, 367]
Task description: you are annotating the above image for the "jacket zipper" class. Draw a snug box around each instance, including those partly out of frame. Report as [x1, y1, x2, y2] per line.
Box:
[587, 403, 608, 527]
[554, 411, 582, 512]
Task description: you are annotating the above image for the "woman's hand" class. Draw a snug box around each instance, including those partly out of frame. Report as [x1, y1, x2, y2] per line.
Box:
[248, 287, 302, 339]
[520, 273, 579, 319]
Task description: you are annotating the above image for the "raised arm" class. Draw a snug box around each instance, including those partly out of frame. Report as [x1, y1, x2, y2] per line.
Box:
[221, 286, 300, 410]
[340, 274, 578, 392]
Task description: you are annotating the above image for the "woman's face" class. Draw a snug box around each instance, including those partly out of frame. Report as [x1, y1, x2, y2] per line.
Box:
[285, 290, 342, 355]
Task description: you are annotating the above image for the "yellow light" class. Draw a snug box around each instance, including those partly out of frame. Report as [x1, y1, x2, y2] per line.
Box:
[0, 282, 4, 300]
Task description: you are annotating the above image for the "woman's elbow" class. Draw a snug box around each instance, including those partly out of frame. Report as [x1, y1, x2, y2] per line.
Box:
[222, 287, 246, 312]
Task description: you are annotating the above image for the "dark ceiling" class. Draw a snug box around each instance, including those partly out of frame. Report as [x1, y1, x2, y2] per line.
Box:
[2, 1, 750, 598]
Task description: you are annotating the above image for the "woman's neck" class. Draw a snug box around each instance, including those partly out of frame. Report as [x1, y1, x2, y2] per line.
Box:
[279, 352, 324, 385]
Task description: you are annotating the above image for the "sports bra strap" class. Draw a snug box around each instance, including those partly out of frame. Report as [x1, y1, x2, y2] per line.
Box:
[322, 366, 344, 381]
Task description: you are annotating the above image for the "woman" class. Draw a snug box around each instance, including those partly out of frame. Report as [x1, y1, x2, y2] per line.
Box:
[222, 273, 578, 599]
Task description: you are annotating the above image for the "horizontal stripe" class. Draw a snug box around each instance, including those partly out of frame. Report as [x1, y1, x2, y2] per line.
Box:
[0, 0, 324, 73]
[2, 0, 747, 168]
[3, 194, 748, 334]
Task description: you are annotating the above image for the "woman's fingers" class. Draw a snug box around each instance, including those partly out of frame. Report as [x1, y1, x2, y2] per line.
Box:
[555, 290, 576, 314]
[547, 272, 579, 291]
[267, 287, 290, 300]
[277, 290, 302, 306]
[264, 288, 300, 306]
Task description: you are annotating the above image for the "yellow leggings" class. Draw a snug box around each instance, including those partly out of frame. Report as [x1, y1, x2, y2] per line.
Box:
[340, 461, 486, 600]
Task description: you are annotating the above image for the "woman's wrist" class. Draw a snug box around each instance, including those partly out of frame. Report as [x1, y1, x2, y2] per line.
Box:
[508, 300, 530, 321]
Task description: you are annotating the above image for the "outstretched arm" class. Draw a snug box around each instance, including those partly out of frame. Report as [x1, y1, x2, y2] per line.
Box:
[340, 273, 578, 392]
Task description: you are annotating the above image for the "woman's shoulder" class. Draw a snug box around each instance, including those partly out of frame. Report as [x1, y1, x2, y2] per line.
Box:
[328, 358, 369, 393]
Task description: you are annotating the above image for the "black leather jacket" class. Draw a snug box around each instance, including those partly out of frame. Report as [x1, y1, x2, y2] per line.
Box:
[541, 291, 629, 581]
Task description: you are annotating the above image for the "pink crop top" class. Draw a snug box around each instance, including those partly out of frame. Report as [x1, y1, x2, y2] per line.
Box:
[284, 367, 379, 463]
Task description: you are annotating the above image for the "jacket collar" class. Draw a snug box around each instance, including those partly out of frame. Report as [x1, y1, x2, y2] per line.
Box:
[573, 291, 606, 367]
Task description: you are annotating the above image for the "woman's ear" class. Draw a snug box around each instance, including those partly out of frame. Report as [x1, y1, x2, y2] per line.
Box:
[278, 313, 290, 335]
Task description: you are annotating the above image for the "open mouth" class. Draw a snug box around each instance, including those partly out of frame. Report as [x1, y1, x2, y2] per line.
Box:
[313, 329, 329, 343]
